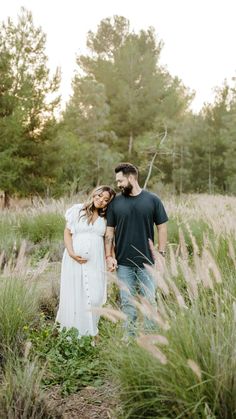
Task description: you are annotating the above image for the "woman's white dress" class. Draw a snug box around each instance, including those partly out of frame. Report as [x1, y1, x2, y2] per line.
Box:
[56, 204, 107, 337]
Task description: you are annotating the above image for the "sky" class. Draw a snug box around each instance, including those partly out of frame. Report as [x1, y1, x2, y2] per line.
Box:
[1, 0, 236, 112]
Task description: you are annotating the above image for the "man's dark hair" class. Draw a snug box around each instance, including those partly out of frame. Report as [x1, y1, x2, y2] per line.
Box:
[115, 162, 139, 178]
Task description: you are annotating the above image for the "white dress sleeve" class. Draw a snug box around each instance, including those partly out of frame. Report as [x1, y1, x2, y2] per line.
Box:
[65, 204, 84, 234]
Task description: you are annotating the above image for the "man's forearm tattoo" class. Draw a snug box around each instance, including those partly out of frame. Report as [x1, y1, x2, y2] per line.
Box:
[105, 236, 114, 245]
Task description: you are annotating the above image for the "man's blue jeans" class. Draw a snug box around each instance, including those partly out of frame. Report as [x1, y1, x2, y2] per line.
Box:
[117, 265, 156, 334]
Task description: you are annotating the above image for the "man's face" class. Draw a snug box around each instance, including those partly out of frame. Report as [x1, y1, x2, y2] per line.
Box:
[116, 172, 133, 196]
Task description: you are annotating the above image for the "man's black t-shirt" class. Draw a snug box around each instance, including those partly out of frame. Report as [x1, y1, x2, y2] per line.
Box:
[106, 190, 168, 267]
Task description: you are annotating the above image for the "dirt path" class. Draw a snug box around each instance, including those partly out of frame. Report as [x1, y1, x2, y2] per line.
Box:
[46, 381, 119, 418]
[38, 263, 120, 418]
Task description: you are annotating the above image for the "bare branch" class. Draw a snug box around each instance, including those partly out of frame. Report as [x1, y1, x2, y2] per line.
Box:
[143, 124, 168, 189]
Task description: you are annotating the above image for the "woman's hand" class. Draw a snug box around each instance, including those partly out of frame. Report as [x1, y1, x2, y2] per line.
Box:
[69, 252, 88, 264]
[106, 256, 117, 272]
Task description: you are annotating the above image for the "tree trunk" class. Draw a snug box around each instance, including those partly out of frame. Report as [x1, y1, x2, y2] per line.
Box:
[3, 191, 10, 208]
[172, 139, 176, 192]
[208, 136, 212, 194]
[128, 131, 133, 155]
[143, 152, 158, 189]
[179, 145, 183, 195]
[143, 127, 168, 189]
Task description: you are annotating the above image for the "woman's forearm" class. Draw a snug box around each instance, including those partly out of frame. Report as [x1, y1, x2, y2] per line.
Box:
[64, 228, 74, 255]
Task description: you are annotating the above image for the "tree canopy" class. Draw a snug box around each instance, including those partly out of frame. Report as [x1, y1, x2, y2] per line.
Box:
[0, 8, 60, 204]
[1, 12, 236, 200]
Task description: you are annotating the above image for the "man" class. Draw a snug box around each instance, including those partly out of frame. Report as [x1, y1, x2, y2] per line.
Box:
[105, 162, 168, 333]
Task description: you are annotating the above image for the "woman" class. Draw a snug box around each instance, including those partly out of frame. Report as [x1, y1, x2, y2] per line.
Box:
[56, 185, 116, 338]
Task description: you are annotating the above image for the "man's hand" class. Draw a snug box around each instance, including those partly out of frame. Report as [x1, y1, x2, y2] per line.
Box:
[106, 256, 117, 272]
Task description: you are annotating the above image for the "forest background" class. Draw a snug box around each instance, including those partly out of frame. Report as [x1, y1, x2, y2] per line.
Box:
[1, 8, 236, 206]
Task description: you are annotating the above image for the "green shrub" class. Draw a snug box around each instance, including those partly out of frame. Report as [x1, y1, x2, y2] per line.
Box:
[18, 213, 64, 244]
[26, 317, 104, 395]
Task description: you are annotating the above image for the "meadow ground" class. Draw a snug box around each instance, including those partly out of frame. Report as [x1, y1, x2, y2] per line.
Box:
[0, 193, 235, 418]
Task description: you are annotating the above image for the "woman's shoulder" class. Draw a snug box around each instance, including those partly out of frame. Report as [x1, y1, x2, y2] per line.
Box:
[67, 203, 84, 211]
[65, 203, 84, 219]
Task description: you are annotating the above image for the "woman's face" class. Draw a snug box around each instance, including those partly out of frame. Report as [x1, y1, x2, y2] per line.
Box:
[93, 190, 111, 209]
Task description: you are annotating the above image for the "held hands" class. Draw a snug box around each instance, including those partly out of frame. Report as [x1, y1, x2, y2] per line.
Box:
[69, 252, 88, 264]
[106, 256, 117, 272]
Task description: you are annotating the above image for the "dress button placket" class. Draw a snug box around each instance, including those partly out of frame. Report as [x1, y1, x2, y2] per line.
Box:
[83, 265, 91, 307]
[83, 264, 94, 332]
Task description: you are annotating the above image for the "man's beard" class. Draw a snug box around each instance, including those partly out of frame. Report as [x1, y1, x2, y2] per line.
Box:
[120, 183, 133, 196]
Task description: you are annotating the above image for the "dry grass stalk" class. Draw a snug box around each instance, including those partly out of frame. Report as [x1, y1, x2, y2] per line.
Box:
[167, 195, 236, 237]
[137, 334, 168, 365]
[193, 253, 203, 284]
[179, 259, 199, 299]
[187, 359, 202, 381]
[24, 340, 32, 360]
[228, 239, 236, 269]
[133, 295, 168, 327]
[204, 249, 222, 284]
[148, 238, 159, 262]
[31, 255, 50, 280]
[133, 296, 156, 319]
[186, 223, 200, 254]
[1, 240, 30, 278]
[167, 278, 187, 309]
[169, 246, 178, 277]
[145, 264, 170, 295]
[108, 271, 130, 294]
[193, 252, 214, 290]
[14, 240, 28, 272]
[155, 296, 169, 320]
[0, 250, 5, 268]
[91, 307, 127, 323]
[137, 333, 169, 346]
[179, 227, 189, 260]
[132, 296, 170, 330]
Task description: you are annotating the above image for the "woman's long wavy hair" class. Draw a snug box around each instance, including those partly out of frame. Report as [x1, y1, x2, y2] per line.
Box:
[80, 185, 116, 224]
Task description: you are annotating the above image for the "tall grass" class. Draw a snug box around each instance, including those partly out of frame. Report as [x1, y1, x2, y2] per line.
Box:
[0, 214, 21, 262]
[0, 356, 53, 419]
[0, 277, 38, 356]
[0, 209, 64, 264]
[1, 193, 236, 416]
[0, 243, 48, 357]
[103, 195, 236, 418]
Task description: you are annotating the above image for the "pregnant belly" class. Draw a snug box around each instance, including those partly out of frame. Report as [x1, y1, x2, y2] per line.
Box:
[73, 237, 91, 259]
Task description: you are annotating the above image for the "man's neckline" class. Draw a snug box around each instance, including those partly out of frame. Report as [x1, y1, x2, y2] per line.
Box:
[129, 189, 143, 197]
